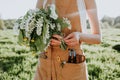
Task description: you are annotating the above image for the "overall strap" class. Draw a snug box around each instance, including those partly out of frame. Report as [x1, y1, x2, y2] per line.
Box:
[43, 0, 87, 33]
[77, 0, 87, 33]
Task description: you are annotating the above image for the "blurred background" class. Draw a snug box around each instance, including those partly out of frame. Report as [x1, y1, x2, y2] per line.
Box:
[0, 0, 120, 80]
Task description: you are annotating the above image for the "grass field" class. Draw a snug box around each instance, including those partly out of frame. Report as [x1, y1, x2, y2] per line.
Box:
[0, 28, 120, 80]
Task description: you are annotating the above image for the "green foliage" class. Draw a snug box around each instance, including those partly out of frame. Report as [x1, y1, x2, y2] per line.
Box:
[83, 28, 120, 80]
[0, 30, 37, 80]
[15, 8, 70, 52]
[0, 28, 120, 80]
[112, 44, 120, 52]
[2, 15, 120, 30]
[0, 18, 5, 30]
[101, 16, 120, 29]
[3, 19, 15, 29]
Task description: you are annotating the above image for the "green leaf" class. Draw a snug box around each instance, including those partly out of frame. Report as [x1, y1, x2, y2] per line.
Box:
[18, 30, 24, 45]
[56, 18, 69, 30]
[34, 38, 44, 52]
[60, 40, 67, 50]
[61, 23, 69, 30]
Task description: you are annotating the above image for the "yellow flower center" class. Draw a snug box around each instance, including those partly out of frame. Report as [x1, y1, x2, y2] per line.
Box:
[31, 39, 35, 42]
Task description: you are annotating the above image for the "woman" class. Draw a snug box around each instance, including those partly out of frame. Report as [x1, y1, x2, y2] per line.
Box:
[34, 0, 101, 80]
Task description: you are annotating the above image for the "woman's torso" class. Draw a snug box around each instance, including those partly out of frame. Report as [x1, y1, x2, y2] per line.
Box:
[34, 1, 88, 79]
[44, 0, 87, 51]
[46, 0, 82, 36]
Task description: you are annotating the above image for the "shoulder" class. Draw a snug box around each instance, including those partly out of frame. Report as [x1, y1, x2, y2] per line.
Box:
[84, 0, 96, 9]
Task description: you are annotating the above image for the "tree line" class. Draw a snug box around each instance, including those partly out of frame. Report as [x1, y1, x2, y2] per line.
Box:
[0, 16, 120, 30]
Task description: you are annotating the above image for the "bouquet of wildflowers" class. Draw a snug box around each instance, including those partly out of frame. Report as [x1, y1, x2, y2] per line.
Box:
[14, 4, 71, 53]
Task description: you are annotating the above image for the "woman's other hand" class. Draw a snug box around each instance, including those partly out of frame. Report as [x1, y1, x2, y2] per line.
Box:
[64, 32, 81, 47]
[50, 34, 62, 46]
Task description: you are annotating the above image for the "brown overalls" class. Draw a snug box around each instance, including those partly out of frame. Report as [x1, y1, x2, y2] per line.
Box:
[34, 0, 88, 80]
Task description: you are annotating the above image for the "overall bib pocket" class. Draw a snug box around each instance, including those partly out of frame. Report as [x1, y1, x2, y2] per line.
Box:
[62, 62, 85, 80]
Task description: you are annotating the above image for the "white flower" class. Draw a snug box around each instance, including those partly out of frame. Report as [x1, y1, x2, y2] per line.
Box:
[25, 18, 36, 38]
[28, 9, 36, 16]
[20, 20, 26, 29]
[36, 17, 44, 36]
[63, 17, 72, 29]
[68, 24, 72, 30]
[50, 23, 55, 29]
[50, 4, 58, 20]
[57, 23, 61, 31]
[36, 26, 42, 36]
[43, 24, 50, 44]
[46, 24, 50, 39]
[29, 19, 35, 32]
[25, 16, 33, 31]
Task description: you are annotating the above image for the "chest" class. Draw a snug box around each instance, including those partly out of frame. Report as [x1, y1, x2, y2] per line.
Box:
[55, 0, 78, 17]
[45, 0, 86, 33]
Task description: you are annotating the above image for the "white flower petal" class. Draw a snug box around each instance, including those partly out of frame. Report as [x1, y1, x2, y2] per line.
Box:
[49, 4, 58, 20]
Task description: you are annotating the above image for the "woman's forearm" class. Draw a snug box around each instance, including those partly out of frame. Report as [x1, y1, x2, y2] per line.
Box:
[80, 33, 101, 44]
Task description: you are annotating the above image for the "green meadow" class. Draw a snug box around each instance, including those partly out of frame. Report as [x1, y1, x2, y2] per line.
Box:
[0, 28, 120, 80]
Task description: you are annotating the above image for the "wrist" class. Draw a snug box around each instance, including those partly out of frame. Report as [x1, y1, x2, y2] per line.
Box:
[74, 32, 81, 41]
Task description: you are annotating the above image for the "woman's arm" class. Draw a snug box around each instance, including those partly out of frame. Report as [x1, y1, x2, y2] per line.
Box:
[36, 0, 61, 46]
[80, 0, 101, 44]
[64, 0, 101, 46]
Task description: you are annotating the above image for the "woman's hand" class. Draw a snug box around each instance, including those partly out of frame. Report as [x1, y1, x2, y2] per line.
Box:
[64, 32, 81, 47]
[50, 34, 62, 46]
[50, 32, 81, 47]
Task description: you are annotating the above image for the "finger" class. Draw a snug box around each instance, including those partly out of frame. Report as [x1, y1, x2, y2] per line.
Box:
[51, 39, 61, 44]
[66, 39, 79, 45]
[51, 42, 59, 46]
[64, 38, 76, 43]
[50, 41, 61, 46]
[64, 33, 74, 40]
[52, 34, 62, 41]
[66, 42, 78, 46]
